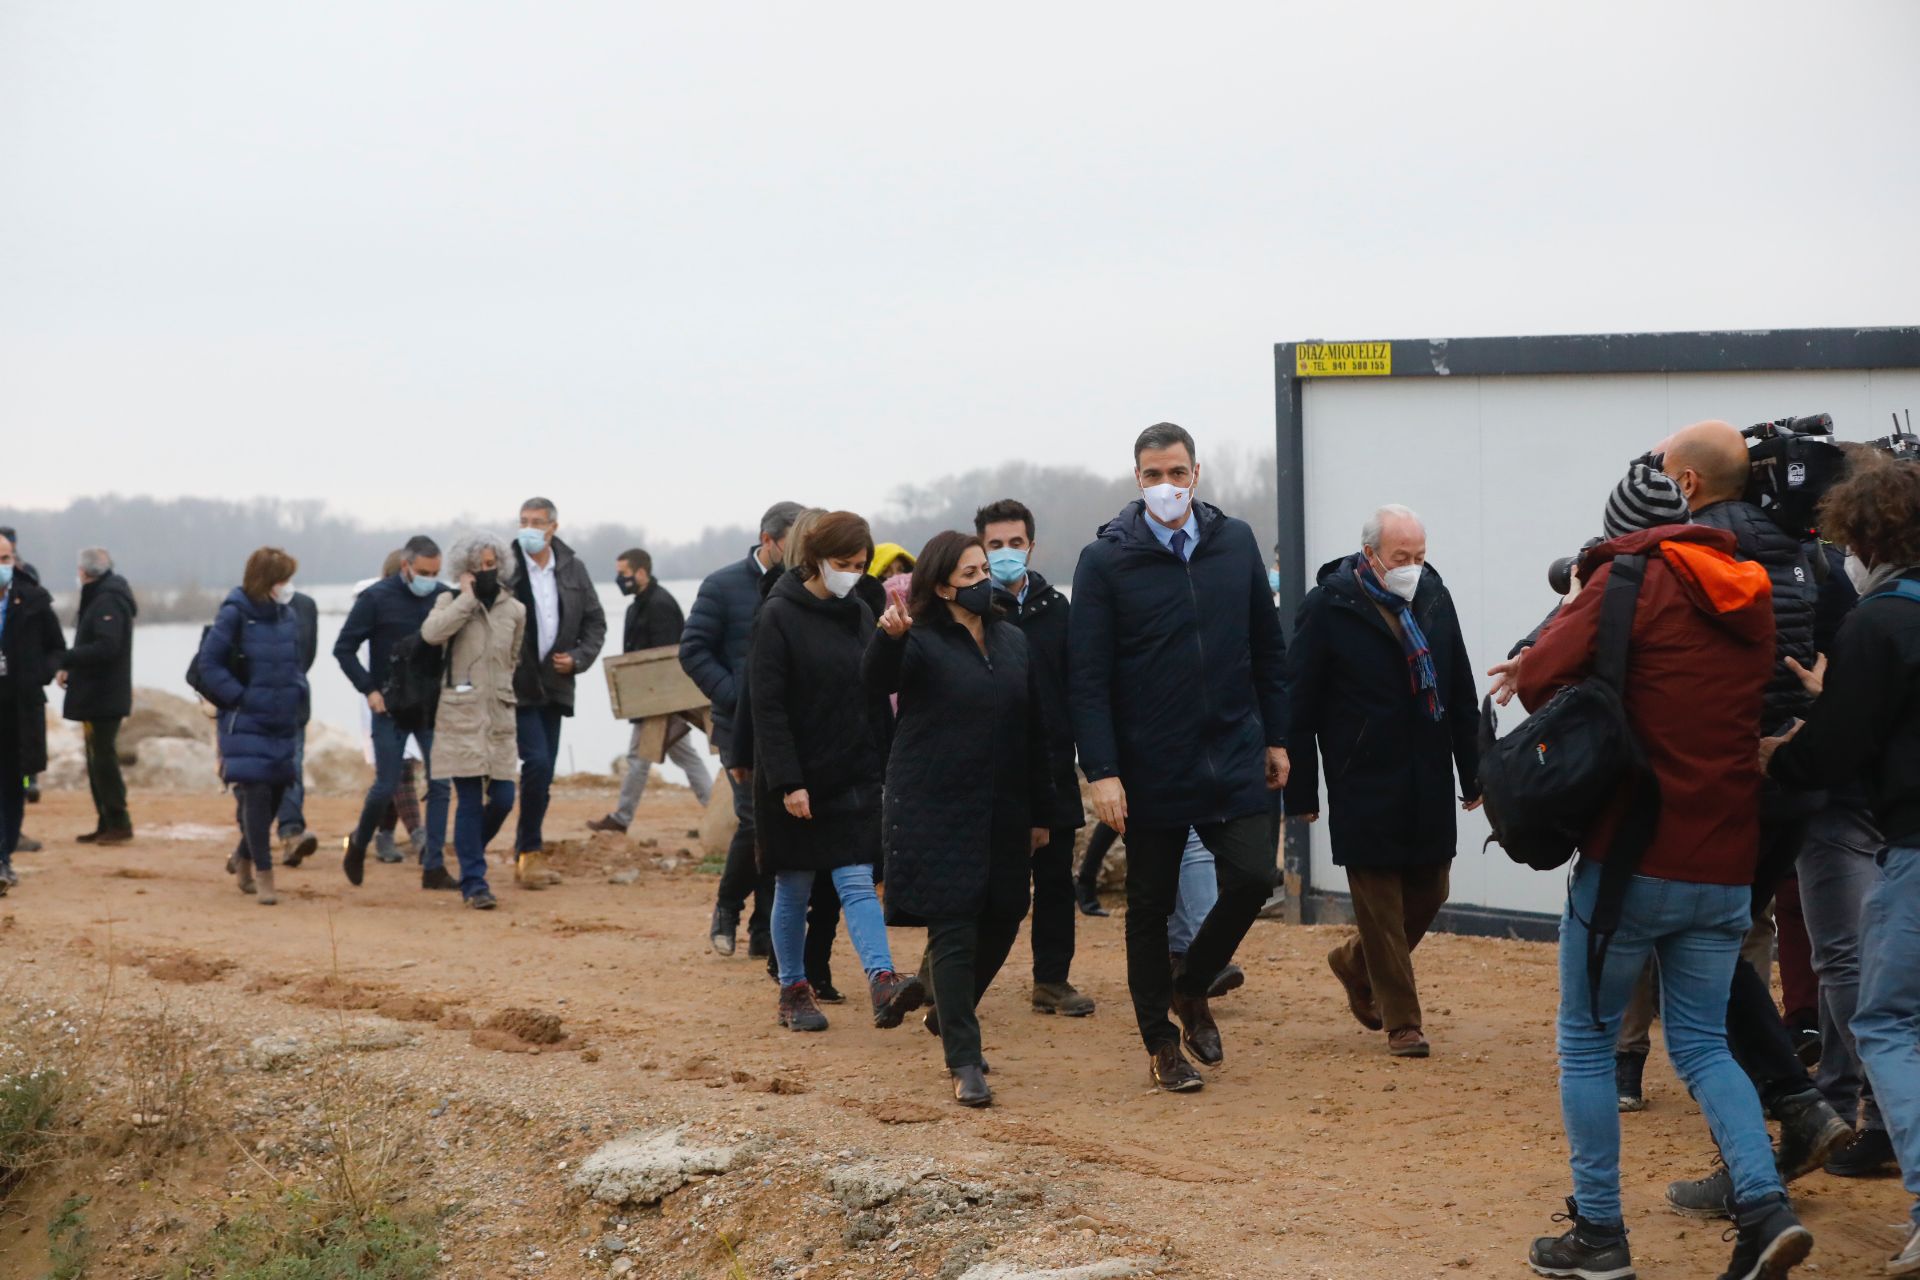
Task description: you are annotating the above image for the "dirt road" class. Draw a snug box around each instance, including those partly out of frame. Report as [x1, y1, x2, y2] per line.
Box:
[4, 784, 1910, 1278]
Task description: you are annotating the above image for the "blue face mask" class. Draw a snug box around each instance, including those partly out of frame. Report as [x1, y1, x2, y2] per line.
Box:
[0, 564, 12, 589]
[406, 571, 439, 598]
[987, 548, 1029, 586]
[516, 528, 547, 557]
[1267, 569, 1281, 594]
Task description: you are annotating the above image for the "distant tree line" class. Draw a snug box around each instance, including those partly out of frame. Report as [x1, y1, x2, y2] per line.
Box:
[1, 449, 1280, 604]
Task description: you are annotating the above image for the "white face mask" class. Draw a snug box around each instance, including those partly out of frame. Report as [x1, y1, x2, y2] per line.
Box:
[272, 582, 296, 605]
[1141, 481, 1194, 526]
[820, 565, 862, 599]
[1371, 555, 1421, 602]
[1844, 552, 1873, 594]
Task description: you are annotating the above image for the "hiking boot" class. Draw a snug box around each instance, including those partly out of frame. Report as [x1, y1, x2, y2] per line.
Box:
[374, 830, 403, 863]
[1208, 963, 1246, 999]
[94, 826, 133, 846]
[778, 981, 828, 1032]
[1032, 982, 1095, 1016]
[421, 866, 457, 891]
[869, 971, 926, 1029]
[813, 981, 846, 1005]
[709, 904, 739, 956]
[1889, 1223, 1920, 1277]
[254, 867, 278, 906]
[1075, 883, 1109, 917]
[1773, 1090, 1852, 1180]
[281, 831, 318, 866]
[1149, 1042, 1204, 1093]
[951, 1064, 991, 1108]
[1616, 1051, 1648, 1112]
[1527, 1196, 1634, 1280]
[464, 890, 498, 910]
[1717, 1195, 1811, 1280]
[236, 858, 257, 895]
[0, 863, 15, 892]
[342, 836, 367, 886]
[1823, 1126, 1897, 1178]
[514, 851, 561, 888]
[1171, 991, 1223, 1066]
[1667, 1161, 1733, 1220]
[587, 815, 628, 835]
[1328, 947, 1384, 1030]
[1388, 1027, 1431, 1058]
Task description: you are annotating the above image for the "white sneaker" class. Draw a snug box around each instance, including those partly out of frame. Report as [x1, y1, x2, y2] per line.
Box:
[1890, 1222, 1920, 1276]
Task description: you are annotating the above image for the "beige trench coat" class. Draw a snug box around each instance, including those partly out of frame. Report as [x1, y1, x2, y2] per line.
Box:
[421, 590, 526, 780]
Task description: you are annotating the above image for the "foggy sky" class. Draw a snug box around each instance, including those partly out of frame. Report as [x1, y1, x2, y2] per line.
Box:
[3, 1, 1916, 538]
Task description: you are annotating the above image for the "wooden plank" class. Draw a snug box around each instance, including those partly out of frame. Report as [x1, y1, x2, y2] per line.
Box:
[603, 645, 710, 722]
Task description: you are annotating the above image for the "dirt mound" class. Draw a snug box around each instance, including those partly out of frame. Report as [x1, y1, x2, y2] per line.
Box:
[107, 867, 161, 880]
[287, 975, 384, 1011]
[471, 1007, 580, 1054]
[373, 994, 448, 1023]
[143, 951, 234, 984]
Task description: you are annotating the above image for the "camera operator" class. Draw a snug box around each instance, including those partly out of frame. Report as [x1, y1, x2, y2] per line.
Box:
[1764, 455, 1920, 1274]
[1650, 420, 1853, 1213]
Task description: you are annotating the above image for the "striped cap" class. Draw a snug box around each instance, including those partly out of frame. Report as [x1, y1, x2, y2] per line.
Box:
[1603, 462, 1691, 539]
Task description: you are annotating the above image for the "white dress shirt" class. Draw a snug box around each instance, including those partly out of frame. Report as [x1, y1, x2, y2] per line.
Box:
[526, 552, 560, 661]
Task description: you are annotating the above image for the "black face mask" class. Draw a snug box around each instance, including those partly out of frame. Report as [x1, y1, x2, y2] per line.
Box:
[952, 579, 995, 617]
[616, 573, 637, 597]
[473, 568, 501, 606]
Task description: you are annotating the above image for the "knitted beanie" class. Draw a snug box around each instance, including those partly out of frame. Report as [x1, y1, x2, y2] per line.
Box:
[1603, 462, 1691, 539]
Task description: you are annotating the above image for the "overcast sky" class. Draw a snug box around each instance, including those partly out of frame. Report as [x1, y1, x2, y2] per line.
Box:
[3, 2, 1916, 538]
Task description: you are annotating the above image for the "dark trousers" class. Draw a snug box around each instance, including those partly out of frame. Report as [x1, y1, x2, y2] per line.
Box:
[1773, 875, 1818, 1023]
[806, 874, 842, 987]
[275, 727, 307, 835]
[927, 912, 1023, 1069]
[1728, 815, 1820, 1111]
[716, 772, 773, 939]
[514, 704, 565, 853]
[452, 776, 515, 900]
[232, 781, 289, 872]
[0, 707, 22, 862]
[1031, 827, 1078, 984]
[1078, 822, 1119, 892]
[1335, 862, 1451, 1033]
[1122, 814, 1278, 1051]
[82, 717, 130, 830]
[352, 715, 450, 867]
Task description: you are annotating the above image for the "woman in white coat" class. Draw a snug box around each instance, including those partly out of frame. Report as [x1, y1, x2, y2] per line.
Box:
[421, 532, 526, 910]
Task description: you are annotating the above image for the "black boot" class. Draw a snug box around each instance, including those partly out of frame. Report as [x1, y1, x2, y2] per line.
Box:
[951, 1064, 991, 1108]
[1615, 1051, 1647, 1113]
[1823, 1126, 1896, 1178]
[1717, 1195, 1811, 1280]
[1527, 1197, 1633, 1280]
[1074, 882, 1108, 917]
[1771, 1089, 1852, 1180]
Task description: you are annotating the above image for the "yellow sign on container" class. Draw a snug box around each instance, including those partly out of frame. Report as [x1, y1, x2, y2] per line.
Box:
[1295, 342, 1391, 377]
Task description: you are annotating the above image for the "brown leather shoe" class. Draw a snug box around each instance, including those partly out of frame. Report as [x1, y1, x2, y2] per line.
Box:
[1171, 991, 1223, 1066]
[868, 970, 927, 1029]
[1387, 1027, 1430, 1058]
[1149, 1043, 1204, 1092]
[94, 826, 134, 845]
[586, 815, 628, 834]
[1328, 947, 1384, 1031]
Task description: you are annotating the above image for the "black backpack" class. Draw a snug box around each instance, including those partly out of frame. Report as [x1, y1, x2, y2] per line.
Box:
[382, 631, 446, 734]
[185, 618, 248, 707]
[1478, 554, 1662, 1025]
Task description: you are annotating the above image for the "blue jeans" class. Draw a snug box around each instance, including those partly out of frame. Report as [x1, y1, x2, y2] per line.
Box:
[773, 865, 892, 988]
[1558, 862, 1784, 1227]
[451, 776, 515, 900]
[515, 705, 564, 853]
[353, 714, 450, 869]
[276, 727, 307, 835]
[1853, 846, 1920, 1229]
[1167, 829, 1217, 954]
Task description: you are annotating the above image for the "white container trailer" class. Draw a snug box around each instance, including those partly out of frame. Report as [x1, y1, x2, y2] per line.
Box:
[1273, 327, 1920, 937]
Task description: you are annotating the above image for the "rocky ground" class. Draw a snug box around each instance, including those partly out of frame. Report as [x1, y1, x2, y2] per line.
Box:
[1, 780, 1911, 1279]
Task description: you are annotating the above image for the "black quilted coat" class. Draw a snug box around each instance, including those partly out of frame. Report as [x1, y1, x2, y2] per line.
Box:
[865, 614, 1053, 926]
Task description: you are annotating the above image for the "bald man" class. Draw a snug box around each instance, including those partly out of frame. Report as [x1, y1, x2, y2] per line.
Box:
[1648, 422, 1851, 1218]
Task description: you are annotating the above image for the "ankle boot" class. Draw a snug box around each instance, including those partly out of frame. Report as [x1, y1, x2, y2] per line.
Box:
[254, 866, 278, 906]
[236, 857, 256, 895]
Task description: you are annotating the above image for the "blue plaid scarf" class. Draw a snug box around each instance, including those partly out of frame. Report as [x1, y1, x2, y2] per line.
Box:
[1349, 553, 1443, 722]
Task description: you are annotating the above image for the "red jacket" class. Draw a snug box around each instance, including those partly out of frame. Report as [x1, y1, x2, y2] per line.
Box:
[1517, 525, 1774, 886]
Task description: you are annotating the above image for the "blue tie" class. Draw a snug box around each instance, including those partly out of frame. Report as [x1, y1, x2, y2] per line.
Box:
[1170, 530, 1189, 562]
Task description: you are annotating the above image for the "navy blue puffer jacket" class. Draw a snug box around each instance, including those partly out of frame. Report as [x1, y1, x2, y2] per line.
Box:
[197, 589, 308, 785]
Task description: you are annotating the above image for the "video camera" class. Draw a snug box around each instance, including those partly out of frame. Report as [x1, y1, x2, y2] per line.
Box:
[1871, 411, 1918, 462]
[1741, 413, 1846, 540]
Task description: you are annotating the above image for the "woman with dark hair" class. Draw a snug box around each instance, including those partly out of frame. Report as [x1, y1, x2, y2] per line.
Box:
[752, 510, 923, 1032]
[865, 530, 1053, 1107]
[197, 547, 309, 906]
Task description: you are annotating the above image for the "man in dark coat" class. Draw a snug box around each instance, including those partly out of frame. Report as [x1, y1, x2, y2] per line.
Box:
[589, 547, 713, 834]
[0, 532, 67, 891]
[508, 499, 607, 885]
[1285, 505, 1480, 1058]
[334, 536, 452, 888]
[59, 548, 137, 843]
[680, 500, 805, 956]
[274, 587, 320, 861]
[978, 498, 1094, 1018]
[1068, 422, 1290, 1094]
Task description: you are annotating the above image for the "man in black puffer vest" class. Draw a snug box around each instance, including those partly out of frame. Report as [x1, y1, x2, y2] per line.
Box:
[1652, 420, 1852, 1216]
[60, 548, 137, 844]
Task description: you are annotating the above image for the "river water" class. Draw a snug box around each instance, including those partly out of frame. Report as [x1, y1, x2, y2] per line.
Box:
[56, 578, 712, 785]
